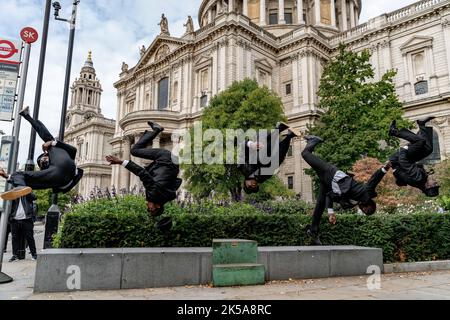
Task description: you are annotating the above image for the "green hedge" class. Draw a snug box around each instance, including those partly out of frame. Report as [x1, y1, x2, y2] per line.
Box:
[54, 196, 450, 263]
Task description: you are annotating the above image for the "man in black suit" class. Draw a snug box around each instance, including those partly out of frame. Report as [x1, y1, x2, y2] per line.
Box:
[0, 107, 84, 201]
[8, 193, 38, 262]
[388, 117, 440, 197]
[238, 123, 302, 194]
[106, 121, 182, 221]
[301, 136, 389, 245]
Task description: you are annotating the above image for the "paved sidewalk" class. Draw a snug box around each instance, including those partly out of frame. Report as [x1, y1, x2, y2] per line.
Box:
[2, 225, 450, 300]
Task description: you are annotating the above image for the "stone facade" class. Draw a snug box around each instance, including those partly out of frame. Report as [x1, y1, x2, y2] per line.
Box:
[112, 0, 450, 202]
[64, 52, 115, 199]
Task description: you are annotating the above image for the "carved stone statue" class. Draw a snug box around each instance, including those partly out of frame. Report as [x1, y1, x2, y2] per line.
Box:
[158, 14, 170, 36]
[121, 62, 128, 73]
[184, 16, 194, 34]
[140, 45, 146, 57]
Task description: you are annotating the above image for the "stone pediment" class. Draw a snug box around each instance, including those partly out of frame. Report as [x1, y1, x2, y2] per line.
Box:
[400, 36, 433, 53]
[135, 36, 188, 72]
[194, 55, 212, 69]
[255, 58, 273, 72]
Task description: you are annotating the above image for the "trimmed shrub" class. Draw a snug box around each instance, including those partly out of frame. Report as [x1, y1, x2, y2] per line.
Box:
[54, 196, 450, 263]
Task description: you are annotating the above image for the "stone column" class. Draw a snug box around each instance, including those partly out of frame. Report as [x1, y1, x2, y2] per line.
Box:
[297, 0, 304, 24]
[292, 54, 300, 111]
[442, 19, 450, 87]
[341, 0, 348, 30]
[349, 0, 355, 28]
[315, 0, 321, 25]
[229, 0, 234, 12]
[260, 0, 266, 25]
[153, 135, 161, 149]
[330, 0, 336, 27]
[279, 0, 286, 24]
[208, 8, 213, 23]
[243, 0, 248, 16]
[300, 51, 310, 110]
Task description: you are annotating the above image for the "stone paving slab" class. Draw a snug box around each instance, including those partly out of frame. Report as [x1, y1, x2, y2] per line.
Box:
[26, 270, 450, 300]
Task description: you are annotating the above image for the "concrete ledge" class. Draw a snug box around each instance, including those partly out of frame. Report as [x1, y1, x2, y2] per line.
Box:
[384, 260, 450, 274]
[34, 246, 383, 293]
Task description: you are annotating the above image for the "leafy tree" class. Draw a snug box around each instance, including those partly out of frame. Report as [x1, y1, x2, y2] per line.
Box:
[351, 157, 421, 213]
[308, 44, 412, 173]
[34, 189, 77, 218]
[182, 79, 287, 201]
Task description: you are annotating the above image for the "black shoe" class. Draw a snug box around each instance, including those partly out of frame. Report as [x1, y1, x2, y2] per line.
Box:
[9, 255, 19, 263]
[276, 122, 290, 133]
[19, 106, 30, 117]
[31, 255, 37, 261]
[148, 121, 164, 133]
[304, 135, 324, 150]
[306, 227, 322, 246]
[388, 120, 398, 137]
[417, 117, 436, 127]
[287, 127, 302, 138]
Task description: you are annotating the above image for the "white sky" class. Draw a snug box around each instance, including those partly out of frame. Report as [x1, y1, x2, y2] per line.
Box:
[0, 0, 419, 164]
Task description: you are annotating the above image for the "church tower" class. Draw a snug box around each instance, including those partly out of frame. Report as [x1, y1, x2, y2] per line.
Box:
[65, 51, 115, 199]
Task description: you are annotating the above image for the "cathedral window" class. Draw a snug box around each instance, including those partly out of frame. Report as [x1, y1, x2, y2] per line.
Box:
[285, 83, 292, 95]
[423, 129, 441, 164]
[285, 9, 293, 24]
[158, 77, 169, 110]
[287, 176, 294, 190]
[269, 10, 278, 25]
[413, 53, 425, 78]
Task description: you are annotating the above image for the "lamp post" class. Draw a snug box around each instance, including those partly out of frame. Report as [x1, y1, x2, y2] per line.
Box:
[43, 0, 80, 249]
[25, 0, 52, 172]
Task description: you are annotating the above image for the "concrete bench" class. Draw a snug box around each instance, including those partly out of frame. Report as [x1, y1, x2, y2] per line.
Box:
[34, 246, 383, 293]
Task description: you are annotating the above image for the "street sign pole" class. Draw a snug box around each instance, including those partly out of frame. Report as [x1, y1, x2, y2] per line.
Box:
[0, 42, 32, 284]
[26, 1, 52, 171]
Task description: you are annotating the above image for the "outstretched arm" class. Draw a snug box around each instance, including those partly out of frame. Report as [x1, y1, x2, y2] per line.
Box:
[106, 155, 154, 185]
[366, 162, 391, 197]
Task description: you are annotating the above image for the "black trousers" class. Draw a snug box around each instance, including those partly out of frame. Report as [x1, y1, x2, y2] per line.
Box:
[247, 133, 294, 178]
[10, 219, 37, 257]
[390, 125, 434, 165]
[131, 130, 176, 163]
[301, 149, 338, 234]
[22, 113, 55, 142]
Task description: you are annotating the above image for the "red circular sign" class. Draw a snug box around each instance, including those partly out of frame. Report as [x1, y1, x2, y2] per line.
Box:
[0, 40, 19, 59]
[20, 27, 39, 44]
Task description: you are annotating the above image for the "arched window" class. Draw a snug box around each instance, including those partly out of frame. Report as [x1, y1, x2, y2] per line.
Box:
[158, 77, 169, 110]
[424, 129, 441, 164]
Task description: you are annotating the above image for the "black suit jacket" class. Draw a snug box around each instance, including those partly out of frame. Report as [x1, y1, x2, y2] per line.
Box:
[9, 141, 83, 193]
[125, 160, 182, 205]
[391, 149, 427, 189]
[10, 193, 37, 221]
[327, 168, 386, 209]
